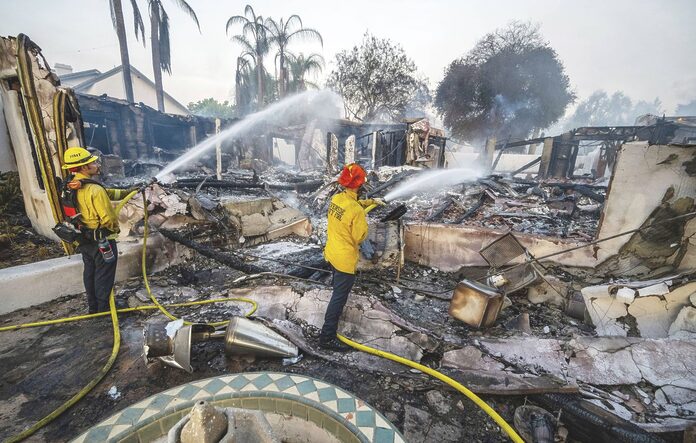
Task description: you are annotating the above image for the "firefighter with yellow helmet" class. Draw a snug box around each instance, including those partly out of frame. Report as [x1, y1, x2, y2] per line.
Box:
[319, 163, 385, 351]
[60, 147, 133, 313]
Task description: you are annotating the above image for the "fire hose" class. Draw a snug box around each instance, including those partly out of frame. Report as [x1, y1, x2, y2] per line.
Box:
[2, 189, 524, 443]
[2, 190, 257, 443]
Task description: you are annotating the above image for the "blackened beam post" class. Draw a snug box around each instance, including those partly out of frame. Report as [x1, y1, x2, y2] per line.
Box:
[510, 156, 542, 176]
[427, 197, 453, 221]
[454, 193, 487, 224]
[172, 180, 265, 189]
[159, 229, 267, 274]
[490, 136, 511, 171]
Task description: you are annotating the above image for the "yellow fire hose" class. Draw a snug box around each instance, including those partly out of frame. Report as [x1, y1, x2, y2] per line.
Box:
[4, 190, 522, 442]
[338, 334, 524, 442]
[2, 190, 256, 443]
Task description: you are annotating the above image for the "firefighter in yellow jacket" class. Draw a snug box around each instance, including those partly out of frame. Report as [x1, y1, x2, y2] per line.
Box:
[320, 163, 384, 350]
[61, 147, 132, 313]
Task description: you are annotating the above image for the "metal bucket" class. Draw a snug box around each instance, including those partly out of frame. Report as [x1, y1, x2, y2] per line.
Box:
[449, 279, 503, 328]
[225, 317, 298, 358]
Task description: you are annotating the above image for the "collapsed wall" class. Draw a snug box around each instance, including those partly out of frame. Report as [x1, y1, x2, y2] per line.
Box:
[406, 141, 696, 278]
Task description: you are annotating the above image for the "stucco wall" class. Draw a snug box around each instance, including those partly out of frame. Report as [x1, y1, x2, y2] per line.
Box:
[0, 93, 17, 172]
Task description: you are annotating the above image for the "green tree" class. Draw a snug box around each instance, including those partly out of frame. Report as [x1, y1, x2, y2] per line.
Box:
[109, 0, 145, 104]
[327, 33, 430, 121]
[227, 5, 270, 111]
[265, 15, 323, 98]
[564, 90, 663, 128]
[187, 98, 236, 119]
[676, 99, 696, 115]
[287, 53, 324, 93]
[435, 22, 574, 142]
[146, 0, 200, 113]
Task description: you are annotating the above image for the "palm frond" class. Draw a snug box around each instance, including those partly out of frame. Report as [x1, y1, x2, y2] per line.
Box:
[109, 0, 118, 30]
[264, 17, 281, 35]
[130, 0, 146, 43]
[230, 35, 255, 55]
[244, 4, 257, 21]
[226, 15, 248, 35]
[159, 7, 172, 73]
[287, 27, 323, 46]
[170, 0, 200, 32]
[286, 15, 303, 31]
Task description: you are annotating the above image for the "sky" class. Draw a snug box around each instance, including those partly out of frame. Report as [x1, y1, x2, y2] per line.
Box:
[2, 0, 696, 115]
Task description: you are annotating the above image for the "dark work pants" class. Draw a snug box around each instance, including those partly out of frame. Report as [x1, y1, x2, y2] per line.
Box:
[80, 240, 118, 313]
[320, 266, 356, 341]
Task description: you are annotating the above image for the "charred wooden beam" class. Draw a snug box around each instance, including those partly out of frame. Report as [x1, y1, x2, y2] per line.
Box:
[266, 180, 324, 192]
[159, 229, 266, 274]
[172, 179, 264, 189]
[531, 393, 665, 443]
[453, 193, 487, 224]
[427, 197, 453, 221]
[510, 156, 542, 176]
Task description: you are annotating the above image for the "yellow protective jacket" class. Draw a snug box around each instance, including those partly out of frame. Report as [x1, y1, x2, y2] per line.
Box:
[73, 172, 128, 239]
[323, 189, 376, 274]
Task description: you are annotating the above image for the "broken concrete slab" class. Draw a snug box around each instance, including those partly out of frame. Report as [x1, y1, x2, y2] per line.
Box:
[441, 346, 505, 372]
[637, 282, 670, 297]
[668, 306, 696, 338]
[655, 385, 696, 406]
[581, 285, 629, 336]
[628, 282, 696, 338]
[630, 339, 696, 390]
[241, 213, 272, 236]
[268, 207, 304, 226]
[567, 337, 642, 385]
[478, 338, 566, 376]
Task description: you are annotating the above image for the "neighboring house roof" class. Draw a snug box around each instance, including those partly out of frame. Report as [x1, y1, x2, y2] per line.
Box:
[59, 65, 189, 114]
[58, 69, 102, 87]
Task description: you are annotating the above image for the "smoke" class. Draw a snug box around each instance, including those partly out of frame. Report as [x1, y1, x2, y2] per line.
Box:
[384, 167, 485, 202]
[156, 90, 343, 180]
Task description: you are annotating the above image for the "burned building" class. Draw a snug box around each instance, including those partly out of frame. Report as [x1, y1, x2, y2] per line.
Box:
[1, 32, 696, 443]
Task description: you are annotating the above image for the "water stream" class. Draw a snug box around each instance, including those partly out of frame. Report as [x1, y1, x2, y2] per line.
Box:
[155, 90, 341, 181]
[384, 167, 484, 202]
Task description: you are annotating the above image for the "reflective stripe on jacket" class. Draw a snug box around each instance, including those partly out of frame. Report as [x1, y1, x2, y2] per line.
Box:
[323, 189, 375, 274]
[73, 172, 127, 237]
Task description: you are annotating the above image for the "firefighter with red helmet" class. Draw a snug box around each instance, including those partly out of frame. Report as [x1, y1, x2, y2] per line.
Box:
[319, 163, 385, 351]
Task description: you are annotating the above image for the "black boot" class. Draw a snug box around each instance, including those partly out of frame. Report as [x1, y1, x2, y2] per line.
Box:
[319, 336, 352, 352]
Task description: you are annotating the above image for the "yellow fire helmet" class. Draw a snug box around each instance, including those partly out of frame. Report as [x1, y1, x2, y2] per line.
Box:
[62, 146, 98, 169]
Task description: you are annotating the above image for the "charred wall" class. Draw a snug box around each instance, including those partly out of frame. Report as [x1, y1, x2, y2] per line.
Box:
[76, 93, 238, 160]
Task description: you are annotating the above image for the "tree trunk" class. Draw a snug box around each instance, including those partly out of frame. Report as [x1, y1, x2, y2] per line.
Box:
[113, 0, 135, 104]
[257, 58, 264, 111]
[279, 51, 286, 98]
[150, 7, 165, 112]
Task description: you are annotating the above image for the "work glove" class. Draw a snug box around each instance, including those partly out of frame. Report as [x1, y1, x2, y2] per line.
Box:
[373, 198, 387, 206]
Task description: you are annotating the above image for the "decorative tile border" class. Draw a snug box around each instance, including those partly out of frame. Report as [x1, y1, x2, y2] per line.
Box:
[71, 372, 404, 443]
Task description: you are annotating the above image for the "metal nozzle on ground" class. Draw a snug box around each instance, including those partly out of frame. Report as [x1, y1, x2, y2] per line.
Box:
[143, 317, 298, 373]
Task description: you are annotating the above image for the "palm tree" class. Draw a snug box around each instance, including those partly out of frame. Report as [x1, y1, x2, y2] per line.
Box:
[109, 0, 145, 104]
[226, 5, 270, 110]
[287, 53, 324, 93]
[147, 0, 200, 112]
[265, 15, 322, 98]
[234, 55, 254, 115]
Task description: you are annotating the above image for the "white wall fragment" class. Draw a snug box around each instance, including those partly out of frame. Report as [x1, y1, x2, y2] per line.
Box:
[637, 282, 670, 297]
[616, 287, 636, 304]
